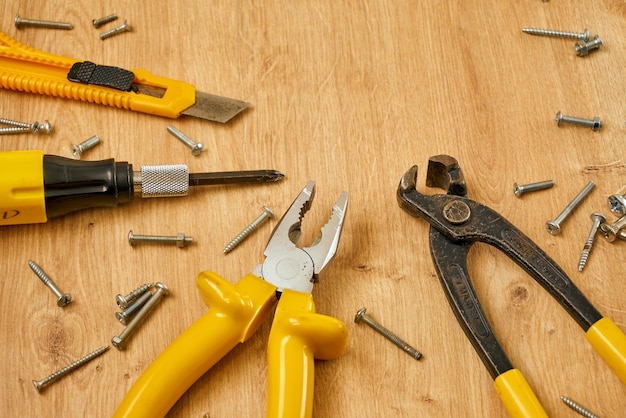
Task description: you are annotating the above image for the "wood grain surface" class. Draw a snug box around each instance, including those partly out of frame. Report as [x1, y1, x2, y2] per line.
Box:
[1, 1, 625, 417]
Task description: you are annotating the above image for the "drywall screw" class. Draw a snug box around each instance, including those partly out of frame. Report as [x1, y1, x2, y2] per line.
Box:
[354, 307, 422, 360]
[575, 35, 603, 57]
[578, 212, 605, 272]
[116, 290, 152, 325]
[92, 14, 118, 28]
[112, 282, 169, 350]
[32, 345, 109, 393]
[514, 180, 554, 197]
[599, 214, 626, 243]
[70, 135, 100, 159]
[15, 13, 73, 30]
[0, 118, 52, 134]
[522, 27, 590, 41]
[607, 193, 626, 217]
[116, 282, 153, 309]
[167, 125, 204, 156]
[28, 260, 71, 307]
[127, 230, 193, 248]
[223, 206, 274, 254]
[555, 111, 602, 131]
[546, 181, 595, 235]
[100, 20, 131, 40]
[560, 396, 599, 418]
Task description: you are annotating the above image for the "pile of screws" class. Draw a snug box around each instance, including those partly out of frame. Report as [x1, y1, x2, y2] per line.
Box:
[522, 26, 603, 57]
[0, 117, 52, 136]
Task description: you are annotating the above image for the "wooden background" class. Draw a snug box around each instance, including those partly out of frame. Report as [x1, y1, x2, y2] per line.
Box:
[1, 1, 625, 416]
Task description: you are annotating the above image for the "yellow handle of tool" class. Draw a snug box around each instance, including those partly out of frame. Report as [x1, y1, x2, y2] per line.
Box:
[266, 289, 348, 418]
[586, 317, 626, 385]
[112, 272, 277, 418]
[494, 369, 548, 418]
[0, 31, 195, 118]
[0, 150, 46, 225]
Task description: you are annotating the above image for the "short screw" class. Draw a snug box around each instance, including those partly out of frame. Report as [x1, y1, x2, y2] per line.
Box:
[112, 282, 169, 350]
[127, 230, 193, 248]
[0, 118, 52, 134]
[15, 13, 73, 30]
[575, 35, 603, 57]
[578, 212, 605, 272]
[100, 20, 131, 40]
[92, 14, 118, 28]
[28, 260, 71, 307]
[116, 282, 153, 309]
[560, 396, 599, 418]
[599, 214, 626, 243]
[167, 125, 204, 156]
[514, 180, 554, 197]
[32, 345, 109, 393]
[354, 307, 422, 361]
[522, 27, 590, 41]
[546, 181, 595, 235]
[555, 111, 602, 131]
[70, 135, 100, 159]
[116, 290, 152, 325]
[223, 206, 274, 254]
[607, 193, 626, 217]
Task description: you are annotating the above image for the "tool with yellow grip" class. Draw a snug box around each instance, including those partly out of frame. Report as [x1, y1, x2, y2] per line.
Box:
[113, 181, 349, 418]
[0, 31, 248, 123]
[397, 155, 626, 417]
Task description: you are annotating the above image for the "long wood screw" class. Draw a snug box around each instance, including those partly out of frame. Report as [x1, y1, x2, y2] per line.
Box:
[28, 260, 71, 307]
[354, 307, 422, 360]
[15, 13, 73, 30]
[578, 212, 605, 272]
[522, 27, 590, 41]
[0, 118, 52, 134]
[546, 181, 595, 235]
[560, 396, 599, 418]
[223, 206, 274, 254]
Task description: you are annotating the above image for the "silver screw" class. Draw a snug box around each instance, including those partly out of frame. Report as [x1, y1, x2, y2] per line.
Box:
[116, 290, 152, 325]
[560, 396, 599, 418]
[92, 14, 118, 28]
[28, 260, 71, 307]
[223, 206, 274, 254]
[32, 345, 109, 393]
[0, 118, 52, 134]
[100, 20, 131, 40]
[15, 13, 73, 30]
[166, 125, 204, 156]
[70, 135, 100, 159]
[354, 307, 422, 361]
[555, 111, 602, 131]
[112, 282, 169, 350]
[578, 212, 605, 272]
[599, 214, 626, 243]
[607, 193, 626, 217]
[0, 126, 32, 135]
[127, 230, 193, 248]
[116, 282, 153, 309]
[514, 180, 554, 197]
[575, 35, 603, 57]
[522, 27, 590, 41]
[546, 181, 595, 235]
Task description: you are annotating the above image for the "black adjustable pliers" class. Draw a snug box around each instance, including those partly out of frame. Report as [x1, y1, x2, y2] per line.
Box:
[397, 155, 626, 417]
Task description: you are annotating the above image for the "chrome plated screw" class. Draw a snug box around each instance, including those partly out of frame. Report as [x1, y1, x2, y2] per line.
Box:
[354, 307, 422, 360]
[100, 20, 131, 40]
[599, 214, 626, 243]
[223, 206, 274, 254]
[555, 111, 602, 131]
[15, 13, 73, 30]
[575, 35, 603, 57]
[127, 230, 193, 248]
[608, 193, 626, 217]
[0, 118, 52, 134]
[514, 180, 554, 197]
[546, 181, 595, 235]
[0, 126, 32, 135]
[560, 396, 599, 418]
[116, 282, 152, 309]
[116, 290, 152, 325]
[70, 135, 100, 159]
[522, 27, 590, 41]
[28, 260, 71, 307]
[92, 14, 118, 28]
[578, 213, 605, 272]
[167, 125, 204, 156]
[32, 345, 109, 392]
[112, 282, 169, 350]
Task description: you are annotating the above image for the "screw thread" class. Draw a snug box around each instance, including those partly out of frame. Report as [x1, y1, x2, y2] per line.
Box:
[93, 14, 118, 28]
[355, 308, 422, 360]
[578, 215, 603, 272]
[522, 27, 588, 40]
[560, 396, 599, 418]
[28, 260, 54, 287]
[0, 126, 32, 135]
[0, 118, 31, 128]
[100, 20, 130, 40]
[223, 208, 274, 254]
[117, 282, 153, 308]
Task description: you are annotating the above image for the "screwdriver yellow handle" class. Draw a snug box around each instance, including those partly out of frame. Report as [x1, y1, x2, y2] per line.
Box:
[112, 272, 277, 418]
[0, 150, 47, 225]
[494, 369, 548, 418]
[0, 31, 195, 118]
[586, 317, 626, 385]
[266, 289, 348, 418]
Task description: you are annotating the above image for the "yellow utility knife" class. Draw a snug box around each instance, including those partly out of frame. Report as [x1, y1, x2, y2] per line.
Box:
[0, 31, 249, 123]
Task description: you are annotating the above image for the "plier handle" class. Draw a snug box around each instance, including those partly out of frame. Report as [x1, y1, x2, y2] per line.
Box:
[397, 155, 626, 417]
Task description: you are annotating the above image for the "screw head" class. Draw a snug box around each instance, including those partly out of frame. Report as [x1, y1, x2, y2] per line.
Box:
[555, 111, 564, 126]
[57, 293, 72, 307]
[546, 220, 561, 235]
[128, 230, 137, 246]
[191, 143, 203, 156]
[513, 183, 523, 197]
[35, 120, 52, 134]
[111, 336, 125, 350]
[70, 144, 83, 158]
[590, 212, 606, 224]
[154, 282, 169, 295]
[262, 206, 275, 219]
[354, 307, 367, 323]
[591, 117, 602, 131]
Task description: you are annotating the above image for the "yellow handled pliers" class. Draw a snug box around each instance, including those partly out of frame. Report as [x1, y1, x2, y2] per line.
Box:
[113, 181, 349, 418]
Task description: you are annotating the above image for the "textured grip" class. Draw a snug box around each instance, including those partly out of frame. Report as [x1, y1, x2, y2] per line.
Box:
[67, 61, 135, 92]
[139, 164, 189, 197]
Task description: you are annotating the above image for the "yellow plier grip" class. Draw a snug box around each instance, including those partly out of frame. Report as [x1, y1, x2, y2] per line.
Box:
[494, 369, 548, 417]
[586, 317, 626, 385]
